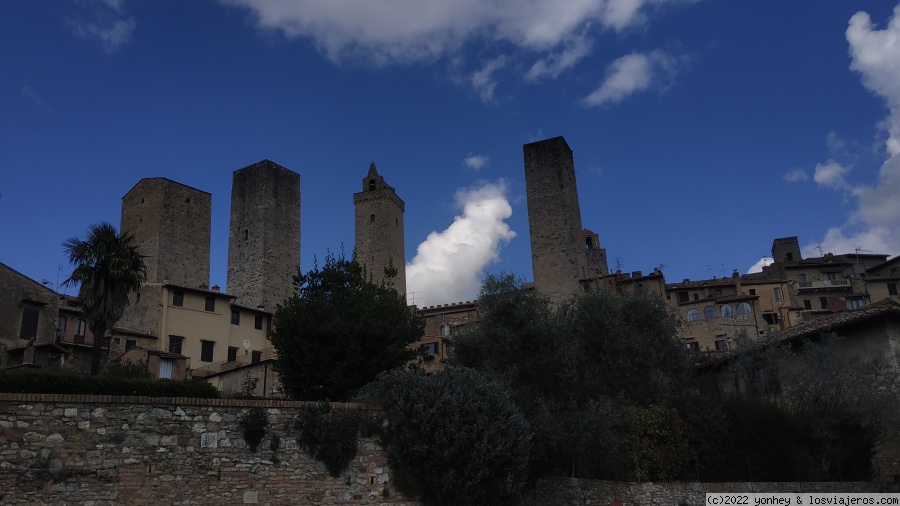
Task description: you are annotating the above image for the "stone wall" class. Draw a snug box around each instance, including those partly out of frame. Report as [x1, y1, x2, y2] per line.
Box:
[520, 478, 900, 506]
[0, 394, 415, 506]
[353, 163, 406, 297]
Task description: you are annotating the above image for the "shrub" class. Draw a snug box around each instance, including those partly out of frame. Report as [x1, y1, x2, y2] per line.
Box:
[371, 367, 531, 506]
[239, 407, 268, 451]
[294, 403, 364, 477]
[0, 368, 219, 398]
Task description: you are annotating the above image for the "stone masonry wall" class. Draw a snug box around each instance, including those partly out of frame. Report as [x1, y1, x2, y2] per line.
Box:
[0, 394, 415, 506]
[520, 478, 900, 506]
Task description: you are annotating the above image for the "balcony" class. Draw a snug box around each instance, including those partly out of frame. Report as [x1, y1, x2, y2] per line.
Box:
[796, 279, 850, 290]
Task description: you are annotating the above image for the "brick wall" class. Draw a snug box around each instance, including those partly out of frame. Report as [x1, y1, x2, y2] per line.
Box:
[0, 394, 415, 506]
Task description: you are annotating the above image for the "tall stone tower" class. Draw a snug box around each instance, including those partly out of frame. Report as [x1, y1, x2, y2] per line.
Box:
[121, 178, 211, 288]
[226, 160, 301, 312]
[524, 136, 589, 302]
[772, 236, 802, 264]
[353, 162, 406, 297]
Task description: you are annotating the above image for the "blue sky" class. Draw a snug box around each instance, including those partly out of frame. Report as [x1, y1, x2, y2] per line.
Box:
[3, 1, 900, 307]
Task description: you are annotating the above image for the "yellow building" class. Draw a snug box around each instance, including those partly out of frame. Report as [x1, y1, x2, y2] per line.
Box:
[116, 282, 272, 380]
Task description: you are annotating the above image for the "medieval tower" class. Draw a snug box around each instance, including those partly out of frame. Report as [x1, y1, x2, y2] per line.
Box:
[353, 162, 406, 297]
[524, 136, 608, 302]
[226, 160, 301, 313]
[121, 178, 211, 288]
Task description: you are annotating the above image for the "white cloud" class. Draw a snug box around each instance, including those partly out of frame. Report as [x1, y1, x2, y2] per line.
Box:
[526, 33, 594, 81]
[813, 161, 850, 189]
[406, 181, 516, 307]
[464, 154, 490, 170]
[826, 131, 845, 153]
[581, 50, 682, 107]
[783, 169, 809, 183]
[69, 0, 135, 53]
[20, 86, 44, 107]
[219, 0, 690, 66]
[746, 257, 773, 274]
[806, 6, 900, 258]
[847, 5, 900, 156]
[471, 56, 507, 103]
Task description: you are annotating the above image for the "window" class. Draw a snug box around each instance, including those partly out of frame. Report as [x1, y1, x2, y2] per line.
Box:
[370, 214, 375, 222]
[369, 179, 376, 191]
[251, 350, 262, 363]
[424, 342, 439, 357]
[231, 309, 240, 325]
[159, 359, 174, 379]
[200, 340, 214, 362]
[762, 313, 778, 325]
[703, 306, 716, 320]
[720, 304, 733, 317]
[173, 291, 184, 307]
[440, 324, 451, 336]
[786, 252, 794, 261]
[774, 287, 783, 302]
[693, 293, 699, 301]
[254, 315, 263, 330]
[749, 289, 756, 296]
[849, 298, 866, 309]
[714, 289, 723, 297]
[205, 297, 215, 312]
[57, 315, 67, 331]
[678, 291, 689, 303]
[803, 299, 812, 310]
[797, 274, 807, 282]
[715, 339, 728, 351]
[19, 305, 40, 340]
[888, 282, 898, 296]
[686, 309, 701, 322]
[125, 339, 136, 351]
[686, 342, 699, 352]
[74, 319, 86, 337]
[168, 336, 183, 355]
[826, 272, 838, 280]
[228, 346, 238, 362]
[736, 302, 752, 315]
[819, 297, 828, 309]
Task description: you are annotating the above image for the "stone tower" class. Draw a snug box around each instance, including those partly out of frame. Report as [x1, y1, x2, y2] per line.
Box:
[523, 136, 589, 302]
[226, 160, 301, 312]
[583, 229, 609, 278]
[121, 178, 211, 288]
[772, 236, 802, 264]
[353, 162, 406, 297]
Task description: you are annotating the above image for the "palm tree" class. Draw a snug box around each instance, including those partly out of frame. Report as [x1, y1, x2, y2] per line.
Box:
[63, 222, 147, 375]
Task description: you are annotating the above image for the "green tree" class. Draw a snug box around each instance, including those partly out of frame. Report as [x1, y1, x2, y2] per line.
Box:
[63, 222, 147, 375]
[370, 367, 531, 506]
[452, 274, 691, 479]
[271, 251, 424, 401]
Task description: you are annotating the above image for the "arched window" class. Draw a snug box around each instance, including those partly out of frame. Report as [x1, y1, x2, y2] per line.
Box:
[720, 304, 733, 317]
[686, 309, 701, 322]
[74, 319, 86, 336]
[703, 306, 716, 320]
[56, 315, 67, 331]
[737, 302, 752, 315]
[368, 180, 376, 191]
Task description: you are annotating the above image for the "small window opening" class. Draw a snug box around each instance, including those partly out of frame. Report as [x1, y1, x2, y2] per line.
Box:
[369, 180, 376, 191]
[370, 214, 375, 222]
